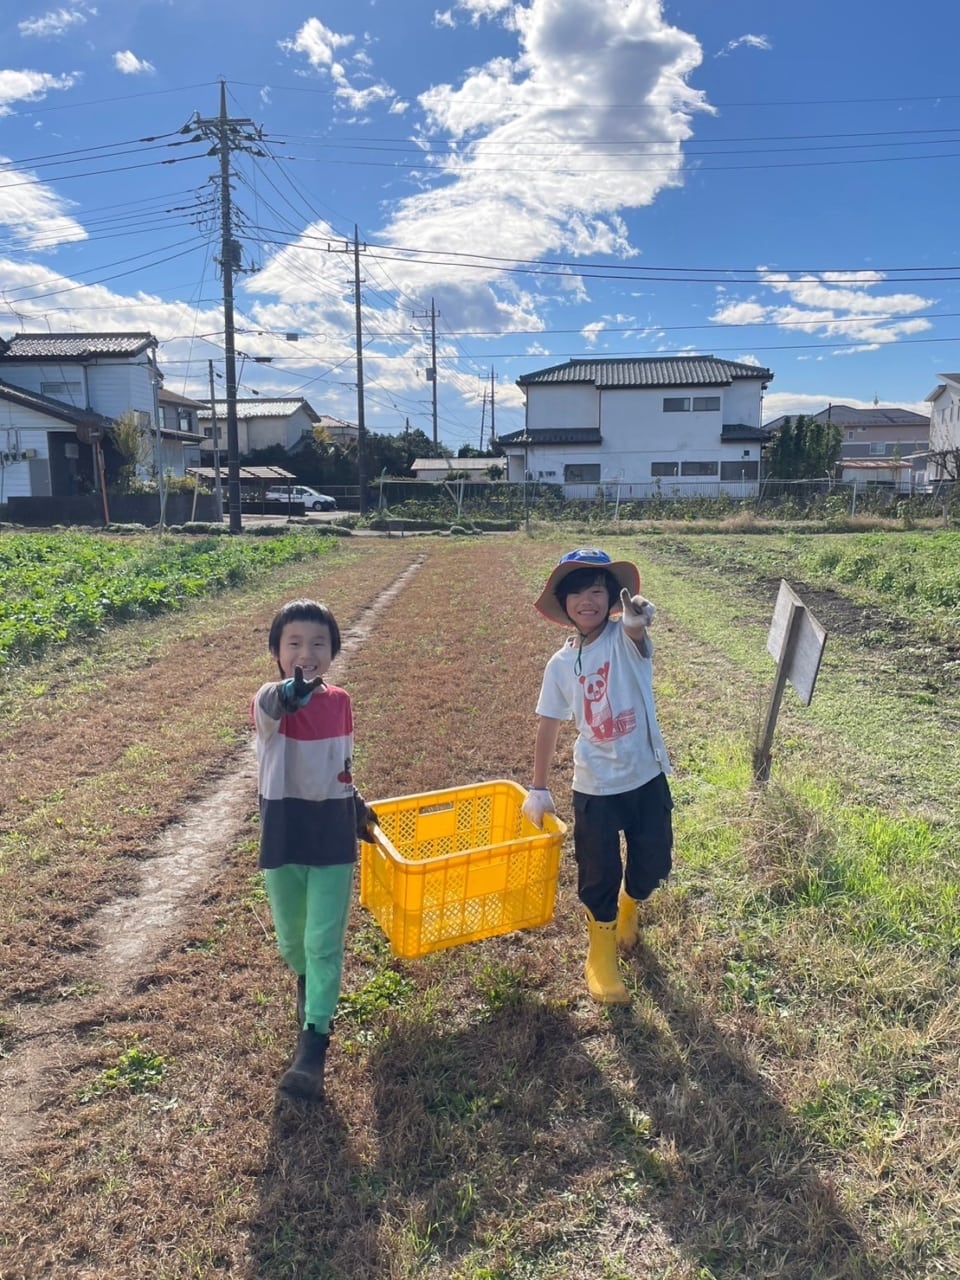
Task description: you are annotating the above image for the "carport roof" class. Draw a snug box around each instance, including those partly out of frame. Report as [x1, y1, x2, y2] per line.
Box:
[186, 465, 296, 483]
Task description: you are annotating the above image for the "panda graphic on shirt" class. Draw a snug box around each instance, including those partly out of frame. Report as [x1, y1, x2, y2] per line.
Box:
[578, 660, 637, 742]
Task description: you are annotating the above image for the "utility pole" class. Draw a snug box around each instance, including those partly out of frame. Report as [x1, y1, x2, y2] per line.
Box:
[479, 384, 487, 452]
[208, 359, 224, 522]
[414, 298, 439, 446]
[489, 366, 496, 443]
[187, 81, 264, 533]
[353, 225, 368, 515]
[327, 228, 369, 513]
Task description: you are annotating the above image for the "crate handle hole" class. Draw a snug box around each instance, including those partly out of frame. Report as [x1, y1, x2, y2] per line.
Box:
[417, 801, 456, 816]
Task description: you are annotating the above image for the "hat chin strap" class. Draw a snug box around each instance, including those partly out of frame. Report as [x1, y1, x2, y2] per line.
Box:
[572, 618, 608, 675]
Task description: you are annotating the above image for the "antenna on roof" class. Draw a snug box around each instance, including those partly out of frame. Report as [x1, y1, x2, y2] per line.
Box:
[873, 391, 879, 406]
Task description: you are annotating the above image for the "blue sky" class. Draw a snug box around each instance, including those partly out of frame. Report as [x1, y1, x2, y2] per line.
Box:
[1, 0, 958, 449]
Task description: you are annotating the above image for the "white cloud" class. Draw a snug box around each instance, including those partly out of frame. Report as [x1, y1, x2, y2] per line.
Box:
[19, 6, 94, 38]
[113, 51, 155, 75]
[0, 160, 86, 249]
[367, 0, 709, 325]
[711, 269, 934, 348]
[0, 69, 79, 115]
[280, 17, 354, 67]
[279, 18, 397, 116]
[453, 0, 515, 24]
[717, 34, 771, 56]
[434, 9, 457, 28]
[581, 320, 604, 346]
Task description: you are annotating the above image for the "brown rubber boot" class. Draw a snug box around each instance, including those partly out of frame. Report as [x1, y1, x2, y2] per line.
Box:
[279, 1026, 329, 1101]
[584, 909, 630, 1005]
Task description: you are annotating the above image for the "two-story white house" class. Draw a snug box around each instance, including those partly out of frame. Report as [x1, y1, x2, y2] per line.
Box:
[498, 356, 774, 499]
[925, 373, 960, 482]
[0, 332, 200, 499]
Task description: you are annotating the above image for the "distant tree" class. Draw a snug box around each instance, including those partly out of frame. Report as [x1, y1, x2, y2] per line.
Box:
[765, 414, 842, 479]
[929, 447, 960, 481]
[107, 410, 153, 492]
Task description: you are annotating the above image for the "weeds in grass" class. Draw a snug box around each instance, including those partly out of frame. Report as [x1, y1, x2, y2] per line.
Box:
[79, 1041, 167, 1101]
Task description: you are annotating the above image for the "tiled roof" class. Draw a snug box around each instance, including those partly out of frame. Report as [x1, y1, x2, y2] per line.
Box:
[497, 428, 602, 445]
[159, 388, 205, 407]
[721, 423, 771, 441]
[0, 332, 156, 359]
[198, 398, 315, 420]
[517, 356, 773, 389]
[765, 404, 928, 430]
[0, 378, 113, 428]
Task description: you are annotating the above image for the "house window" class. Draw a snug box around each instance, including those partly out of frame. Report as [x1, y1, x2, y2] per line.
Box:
[203, 427, 214, 439]
[680, 460, 719, 476]
[692, 396, 721, 411]
[720, 460, 759, 480]
[41, 380, 82, 403]
[869, 441, 886, 455]
[846, 431, 855, 441]
[178, 410, 194, 432]
[651, 461, 679, 476]
[663, 397, 690, 412]
[564, 463, 601, 483]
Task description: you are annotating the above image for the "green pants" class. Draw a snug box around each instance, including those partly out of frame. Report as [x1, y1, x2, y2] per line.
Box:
[263, 862, 354, 1034]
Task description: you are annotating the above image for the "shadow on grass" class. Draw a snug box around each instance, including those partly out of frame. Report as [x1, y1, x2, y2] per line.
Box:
[249, 1092, 381, 1280]
[250, 965, 880, 1279]
[611, 942, 882, 1279]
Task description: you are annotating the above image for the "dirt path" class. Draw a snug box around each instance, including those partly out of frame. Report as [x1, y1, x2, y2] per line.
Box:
[0, 555, 424, 1179]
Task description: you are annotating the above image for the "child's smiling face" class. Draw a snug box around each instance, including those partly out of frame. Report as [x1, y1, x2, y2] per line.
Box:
[277, 619, 334, 681]
[563, 578, 611, 635]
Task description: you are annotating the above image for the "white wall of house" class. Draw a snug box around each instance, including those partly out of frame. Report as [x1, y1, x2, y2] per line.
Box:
[927, 378, 960, 479]
[0, 422, 51, 500]
[0, 359, 155, 421]
[526, 384, 599, 430]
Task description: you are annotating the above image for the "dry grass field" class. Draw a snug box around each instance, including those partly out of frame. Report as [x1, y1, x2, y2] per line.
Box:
[1, 530, 958, 1279]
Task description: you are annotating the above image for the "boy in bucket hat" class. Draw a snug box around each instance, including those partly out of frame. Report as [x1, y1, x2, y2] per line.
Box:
[522, 549, 673, 1005]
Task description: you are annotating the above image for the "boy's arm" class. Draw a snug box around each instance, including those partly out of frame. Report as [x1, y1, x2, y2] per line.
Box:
[521, 715, 563, 828]
[532, 716, 563, 790]
[619, 588, 656, 655]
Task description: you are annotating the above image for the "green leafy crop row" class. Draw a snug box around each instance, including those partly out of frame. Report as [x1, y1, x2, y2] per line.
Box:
[0, 531, 330, 666]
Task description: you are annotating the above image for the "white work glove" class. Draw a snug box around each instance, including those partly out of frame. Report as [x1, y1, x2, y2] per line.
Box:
[521, 787, 556, 829]
[619, 588, 656, 638]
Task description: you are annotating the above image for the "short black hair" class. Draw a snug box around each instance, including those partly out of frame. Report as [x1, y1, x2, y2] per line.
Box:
[267, 599, 342, 672]
[554, 568, 621, 617]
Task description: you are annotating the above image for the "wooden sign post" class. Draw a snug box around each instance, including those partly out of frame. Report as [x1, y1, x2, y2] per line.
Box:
[753, 581, 827, 783]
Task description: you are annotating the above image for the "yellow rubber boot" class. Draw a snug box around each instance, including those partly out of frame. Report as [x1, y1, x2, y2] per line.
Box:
[616, 889, 640, 952]
[584, 909, 630, 1005]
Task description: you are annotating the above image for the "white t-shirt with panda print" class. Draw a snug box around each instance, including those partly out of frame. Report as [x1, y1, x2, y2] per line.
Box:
[535, 619, 671, 796]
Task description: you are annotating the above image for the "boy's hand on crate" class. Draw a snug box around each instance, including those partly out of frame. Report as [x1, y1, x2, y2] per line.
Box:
[521, 787, 555, 829]
[619, 588, 656, 636]
[354, 796, 379, 843]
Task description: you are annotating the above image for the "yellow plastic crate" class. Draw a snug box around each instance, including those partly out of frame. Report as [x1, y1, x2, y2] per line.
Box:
[360, 780, 566, 959]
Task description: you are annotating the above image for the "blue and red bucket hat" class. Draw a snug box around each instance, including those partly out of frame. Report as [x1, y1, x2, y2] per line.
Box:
[534, 548, 640, 626]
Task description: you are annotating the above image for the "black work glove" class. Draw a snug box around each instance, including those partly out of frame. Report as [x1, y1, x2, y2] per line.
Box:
[278, 666, 323, 711]
[354, 795, 379, 843]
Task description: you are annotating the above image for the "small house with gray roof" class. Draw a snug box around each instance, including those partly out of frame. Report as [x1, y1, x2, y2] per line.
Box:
[197, 397, 320, 456]
[498, 356, 774, 499]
